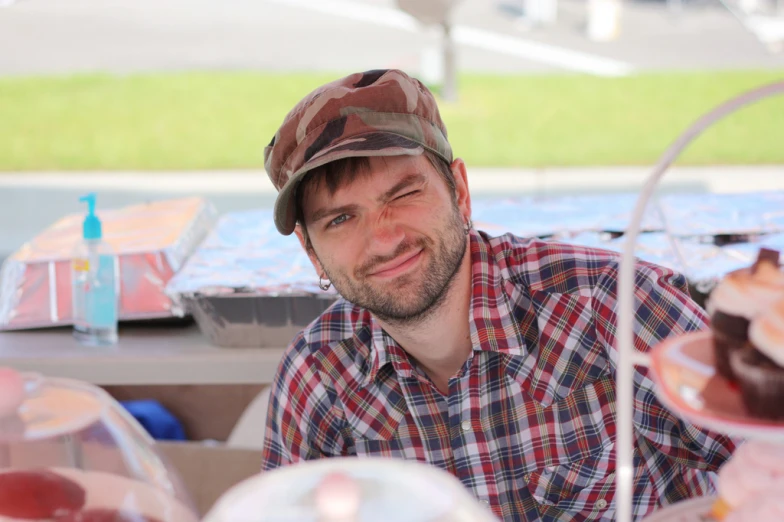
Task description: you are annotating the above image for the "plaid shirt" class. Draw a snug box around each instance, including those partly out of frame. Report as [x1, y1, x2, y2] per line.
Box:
[261, 231, 736, 521]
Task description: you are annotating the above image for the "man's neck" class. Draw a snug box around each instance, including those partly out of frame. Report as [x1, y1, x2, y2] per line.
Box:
[375, 243, 474, 394]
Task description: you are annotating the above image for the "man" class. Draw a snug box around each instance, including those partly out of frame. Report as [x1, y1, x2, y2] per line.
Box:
[260, 69, 735, 521]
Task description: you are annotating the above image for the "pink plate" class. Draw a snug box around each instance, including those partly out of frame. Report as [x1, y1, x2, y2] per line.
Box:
[648, 331, 784, 441]
[641, 497, 716, 522]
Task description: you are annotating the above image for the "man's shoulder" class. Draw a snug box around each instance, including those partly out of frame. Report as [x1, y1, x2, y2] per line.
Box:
[484, 232, 623, 294]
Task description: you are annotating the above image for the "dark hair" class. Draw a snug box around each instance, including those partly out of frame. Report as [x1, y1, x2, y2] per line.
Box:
[295, 150, 456, 250]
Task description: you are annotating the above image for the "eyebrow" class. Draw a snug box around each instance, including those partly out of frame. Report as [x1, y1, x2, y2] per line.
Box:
[307, 173, 427, 225]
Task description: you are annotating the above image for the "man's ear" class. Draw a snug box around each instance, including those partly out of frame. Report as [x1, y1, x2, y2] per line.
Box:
[294, 224, 325, 277]
[450, 158, 472, 221]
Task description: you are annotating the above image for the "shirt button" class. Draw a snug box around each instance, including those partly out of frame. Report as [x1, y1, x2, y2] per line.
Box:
[596, 498, 608, 510]
[479, 500, 490, 506]
[461, 420, 471, 431]
[523, 473, 530, 482]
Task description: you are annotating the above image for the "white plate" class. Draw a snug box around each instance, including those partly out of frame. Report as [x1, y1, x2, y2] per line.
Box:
[641, 497, 716, 522]
[648, 331, 784, 441]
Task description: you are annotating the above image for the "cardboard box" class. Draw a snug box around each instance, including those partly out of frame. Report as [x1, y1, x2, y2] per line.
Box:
[158, 441, 262, 516]
[103, 383, 265, 441]
[103, 383, 266, 514]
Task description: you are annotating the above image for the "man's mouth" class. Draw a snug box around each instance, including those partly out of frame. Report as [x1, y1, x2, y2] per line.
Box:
[367, 249, 424, 279]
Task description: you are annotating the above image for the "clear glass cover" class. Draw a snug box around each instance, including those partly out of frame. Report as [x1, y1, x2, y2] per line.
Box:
[0, 367, 198, 522]
[204, 457, 500, 522]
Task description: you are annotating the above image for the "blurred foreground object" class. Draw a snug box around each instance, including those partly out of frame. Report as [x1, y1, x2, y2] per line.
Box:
[203, 457, 500, 522]
[0, 197, 215, 331]
[0, 366, 199, 521]
[396, 0, 462, 102]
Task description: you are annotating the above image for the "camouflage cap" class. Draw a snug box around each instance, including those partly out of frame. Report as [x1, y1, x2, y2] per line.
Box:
[264, 69, 453, 235]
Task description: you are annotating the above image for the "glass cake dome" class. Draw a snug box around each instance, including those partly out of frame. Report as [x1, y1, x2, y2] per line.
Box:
[204, 456, 500, 522]
[0, 366, 198, 522]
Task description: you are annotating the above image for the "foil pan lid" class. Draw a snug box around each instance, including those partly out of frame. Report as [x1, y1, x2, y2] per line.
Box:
[166, 210, 334, 297]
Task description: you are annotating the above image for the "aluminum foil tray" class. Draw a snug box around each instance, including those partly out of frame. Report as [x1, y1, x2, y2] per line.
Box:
[472, 193, 664, 238]
[187, 294, 336, 348]
[657, 191, 784, 240]
[472, 192, 784, 241]
[165, 210, 337, 348]
[0, 197, 215, 331]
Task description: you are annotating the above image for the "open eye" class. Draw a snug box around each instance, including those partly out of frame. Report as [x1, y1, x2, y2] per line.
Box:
[328, 214, 350, 228]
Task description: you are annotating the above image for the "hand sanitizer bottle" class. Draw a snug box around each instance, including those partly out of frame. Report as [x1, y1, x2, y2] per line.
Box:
[72, 193, 119, 346]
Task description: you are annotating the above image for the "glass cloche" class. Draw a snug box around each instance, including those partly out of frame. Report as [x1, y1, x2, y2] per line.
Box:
[0, 367, 198, 522]
[204, 456, 501, 522]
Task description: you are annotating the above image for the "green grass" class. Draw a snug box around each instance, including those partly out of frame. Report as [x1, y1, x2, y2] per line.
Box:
[0, 70, 782, 170]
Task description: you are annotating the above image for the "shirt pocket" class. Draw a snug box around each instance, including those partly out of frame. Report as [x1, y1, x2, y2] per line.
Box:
[345, 392, 424, 461]
[525, 439, 615, 521]
[351, 432, 413, 458]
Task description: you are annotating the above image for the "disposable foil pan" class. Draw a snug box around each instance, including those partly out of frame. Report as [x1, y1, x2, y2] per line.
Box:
[0, 197, 216, 330]
[472, 193, 664, 238]
[186, 294, 336, 348]
[166, 210, 338, 348]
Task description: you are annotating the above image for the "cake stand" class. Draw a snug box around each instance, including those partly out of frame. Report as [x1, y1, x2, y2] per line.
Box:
[615, 80, 784, 521]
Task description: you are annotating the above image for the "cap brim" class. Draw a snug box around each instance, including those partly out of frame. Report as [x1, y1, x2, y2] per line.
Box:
[273, 132, 431, 235]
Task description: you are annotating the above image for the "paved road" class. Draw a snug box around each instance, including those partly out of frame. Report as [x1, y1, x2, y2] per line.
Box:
[0, 0, 782, 77]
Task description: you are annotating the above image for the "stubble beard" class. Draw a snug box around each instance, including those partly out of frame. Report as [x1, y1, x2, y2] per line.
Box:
[320, 207, 467, 328]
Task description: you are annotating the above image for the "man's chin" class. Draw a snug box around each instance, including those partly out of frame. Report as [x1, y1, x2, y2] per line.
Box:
[368, 304, 433, 323]
[346, 292, 430, 321]
[366, 292, 442, 323]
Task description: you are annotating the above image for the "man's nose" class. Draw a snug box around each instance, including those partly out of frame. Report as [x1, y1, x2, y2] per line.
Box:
[365, 212, 405, 255]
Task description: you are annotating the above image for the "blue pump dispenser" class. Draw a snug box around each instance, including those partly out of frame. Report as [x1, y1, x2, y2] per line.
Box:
[79, 193, 103, 240]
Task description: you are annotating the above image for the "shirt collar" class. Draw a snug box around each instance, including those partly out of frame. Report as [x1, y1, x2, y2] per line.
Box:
[358, 230, 531, 388]
[356, 314, 417, 388]
[467, 230, 528, 357]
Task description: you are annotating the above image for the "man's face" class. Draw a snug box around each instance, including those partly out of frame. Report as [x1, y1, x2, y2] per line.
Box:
[297, 155, 470, 324]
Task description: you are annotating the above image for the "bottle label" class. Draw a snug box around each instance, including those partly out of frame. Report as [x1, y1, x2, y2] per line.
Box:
[86, 254, 117, 328]
[73, 258, 89, 272]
